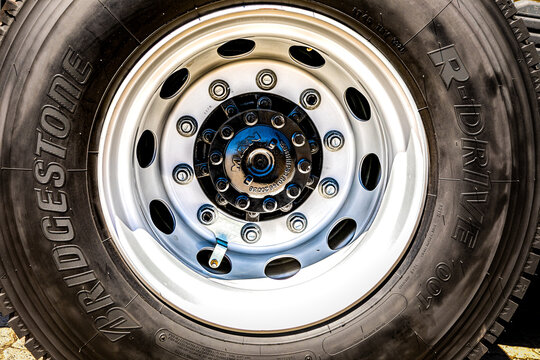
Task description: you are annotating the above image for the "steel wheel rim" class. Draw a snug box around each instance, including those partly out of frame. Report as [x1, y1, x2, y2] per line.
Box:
[98, 5, 429, 332]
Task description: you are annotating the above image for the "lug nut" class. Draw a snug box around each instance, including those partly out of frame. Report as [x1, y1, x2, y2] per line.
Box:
[297, 159, 312, 174]
[209, 80, 230, 101]
[199, 164, 210, 177]
[241, 223, 262, 243]
[309, 140, 320, 154]
[215, 178, 230, 192]
[198, 205, 217, 225]
[286, 184, 301, 199]
[257, 96, 272, 109]
[271, 115, 286, 129]
[177, 116, 198, 137]
[215, 194, 228, 206]
[209, 151, 224, 166]
[244, 112, 258, 126]
[220, 126, 234, 140]
[300, 89, 321, 110]
[287, 213, 308, 233]
[256, 69, 277, 90]
[324, 131, 345, 152]
[292, 132, 306, 147]
[263, 198, 278, 212]
[202, 129, 216, 144]
[173, 164, 194, 185]
[319, 178, 339, 198]
[235, 195, 250, 210]
[226, 105, 237, 116]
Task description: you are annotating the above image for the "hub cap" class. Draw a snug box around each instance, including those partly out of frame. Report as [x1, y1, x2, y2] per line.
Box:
[98, 5, 429, 332]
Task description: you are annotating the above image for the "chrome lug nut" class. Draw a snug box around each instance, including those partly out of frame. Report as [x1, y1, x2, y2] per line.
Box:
[263, 198, 278, 212]
[244, 112, 258, 126]
[309, 140, 320, 154]
[209, 80, 230, 101]
[256, 69, 277, 90]
[177, 116, 198, 137]
[287, 213, 307, 233]
[215, 194, 228, 206]
[257, 96, 272, 109]
[271, 115, 286, 129]
[319, 178, 339, 198]
[209, 150, 224, 166]
[220, 126, 234, 140]
[215, 178, 230, 192]
[241, 223, 262, 243]
[297, 159, 312, 174]
[324, 131, 345, 152]
[300, 89, 321, 110]
[198, 205, 217, 225]
[235, 195, 250, 210]
[173, 164, 194, 185]
[286, 184, 301, 199]
[292, 132, 306, 147]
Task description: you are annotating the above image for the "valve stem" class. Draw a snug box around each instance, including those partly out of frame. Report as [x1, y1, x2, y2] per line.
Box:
[209, 238, 228, 269]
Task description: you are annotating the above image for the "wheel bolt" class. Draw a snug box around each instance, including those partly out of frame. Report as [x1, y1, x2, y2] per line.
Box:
[173, 164, 194, 185]
[216, 194, 228, 206]
[235, 195, 250, 210]
[256, 69, 277, 90]
[286, 184, 301, 199]
[216, 178, 230, 192]
[300, 89, 321, 110]
[292, 132, 306, 147]
[271, 115, 286, 129]
[220, 126, 234, 140]
[309, 140, 320, 154]
[177, 116, 198, 137]
[209, 151, 223, 166]
[297, 159, 312, 174]
[319, 178, 339, 198]
[209, 80, 230, 101]
[241, 223, 262, 243]
[202, 129, 216, 144]
[198, 205, 217, 225]
[324, 131, 345, 152]
[258, 96, 272, 109]
[244, 112, 258, 126]
[287, 213, 307, 233]
[226, 105, 237, 116]
[263, 198, 278, 212]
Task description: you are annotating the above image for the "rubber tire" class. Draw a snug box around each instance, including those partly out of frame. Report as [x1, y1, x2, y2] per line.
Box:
[0, 1, 539, 359]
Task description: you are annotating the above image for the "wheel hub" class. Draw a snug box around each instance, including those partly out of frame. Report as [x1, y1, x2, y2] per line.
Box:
[195, 93, 322, 220]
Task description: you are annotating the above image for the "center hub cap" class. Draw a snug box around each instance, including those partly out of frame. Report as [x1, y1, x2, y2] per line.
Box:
[195, 93, 322, 220]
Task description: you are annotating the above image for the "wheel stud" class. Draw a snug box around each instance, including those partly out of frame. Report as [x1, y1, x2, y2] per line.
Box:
[235, 195, 250, 210]
[286, 184, 301, 199]
[241, 223, 262, 243]
[309, 140, 320, 154]
[292, 132, 306, 147]
[202, 129, 216, 144]
[244, 112, 258, 126]
[177, 116, 197, 137]
[209, 150, 224, 166]
[198, 205, 217, 225]
[209, 80, 230, 101]
[216, 178, 230, 192]
[220, 126, 234, 140]
[173, 164, 194, 185]
[215, 194, 228, 206]
[319, 178, 339, 198]
[324, 131, 345, 152]
[300, 89, 321, 110]
[271, 115, 286, 129]
[256, 69, 277, 90]
[287, 213, 307, 233]
[297, 159, 312, 174]
[258, 96, 272, 109]
[263, 198, 278, 212]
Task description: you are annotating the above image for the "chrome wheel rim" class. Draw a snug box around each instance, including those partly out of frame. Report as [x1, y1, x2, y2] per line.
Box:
[98, 5, 429, 332]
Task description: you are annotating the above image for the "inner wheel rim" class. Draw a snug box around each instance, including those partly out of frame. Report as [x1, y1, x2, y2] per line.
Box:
[98, 5, 429, 332]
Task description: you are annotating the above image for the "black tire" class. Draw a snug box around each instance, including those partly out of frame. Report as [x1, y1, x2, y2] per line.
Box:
[0, 1, 539, 359]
